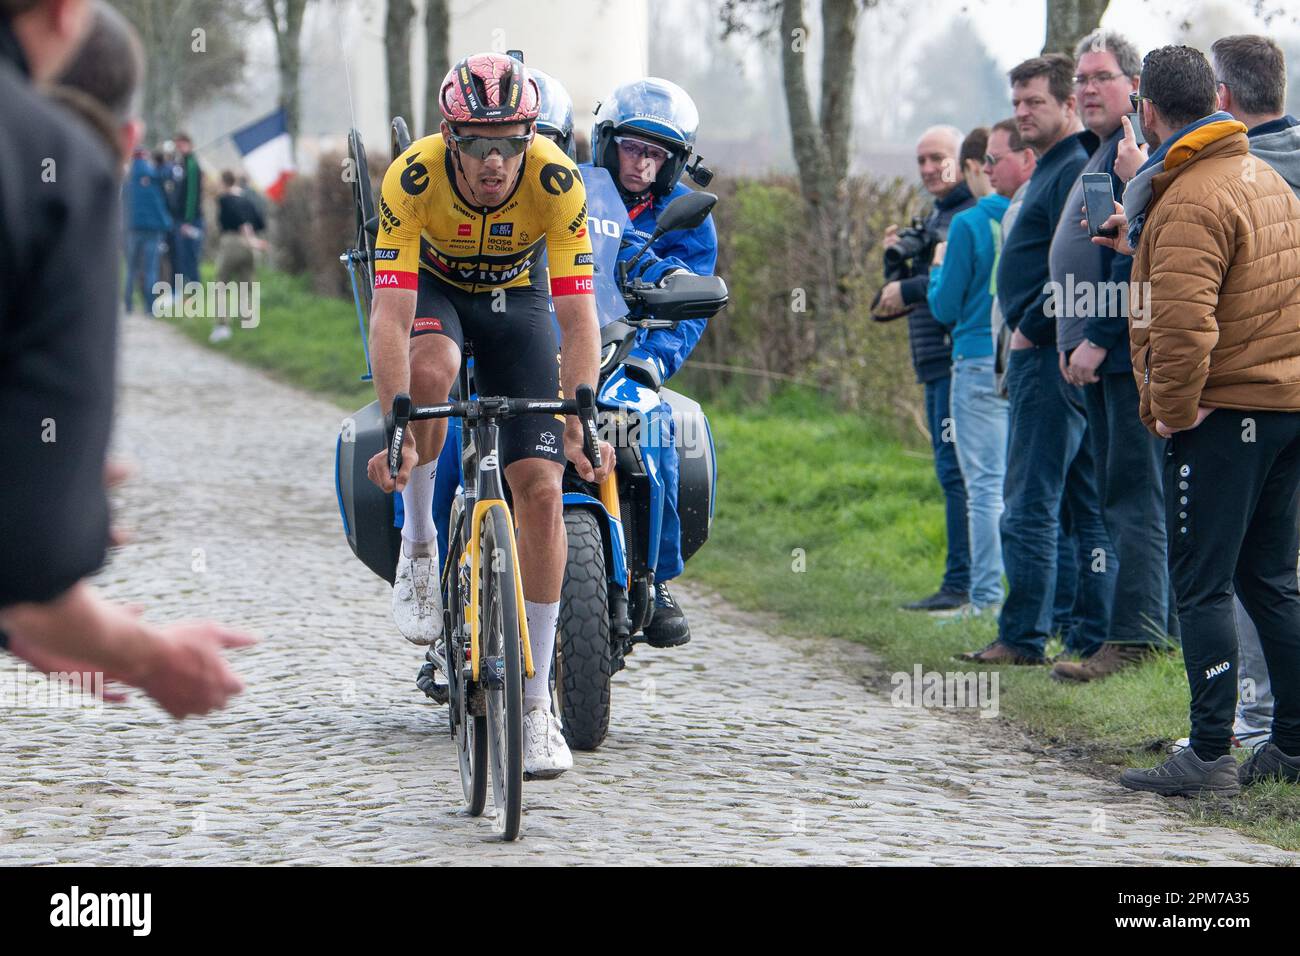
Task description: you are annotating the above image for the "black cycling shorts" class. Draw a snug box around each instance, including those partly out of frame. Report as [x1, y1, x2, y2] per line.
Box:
[411, 269, 565, 468]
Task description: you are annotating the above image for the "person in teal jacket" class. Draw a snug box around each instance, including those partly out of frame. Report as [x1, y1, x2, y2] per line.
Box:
[926, 121, 1024, 614]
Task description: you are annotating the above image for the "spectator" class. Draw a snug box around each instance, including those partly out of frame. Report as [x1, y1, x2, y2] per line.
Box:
[1051, 30, 1171, 683]
[1107, 46, 1300, 795]
[926, 125, 1010, 616]
[959, 54, 1090, 665]
[1, 0, 254, 719]
[878, 125, 974, 613]
[169, 130, 204, 296]
[1207, 33, 1300, 750]
[122, 147, 171, 314]
[210, 169, 265, 343]
[988, 122, 1038, 397]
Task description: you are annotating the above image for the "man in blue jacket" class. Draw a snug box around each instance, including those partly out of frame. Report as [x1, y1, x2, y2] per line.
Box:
[959, 54, 1089, 665]
[927, 122, 1023, 616]
[123, 147, 172, 314]
[590, 77, 717, 647]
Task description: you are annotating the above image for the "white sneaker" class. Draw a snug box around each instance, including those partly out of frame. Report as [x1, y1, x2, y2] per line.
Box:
[522, 708, 572, 779]
[208, 324, 232, 344]
[392, 546, 442, 646]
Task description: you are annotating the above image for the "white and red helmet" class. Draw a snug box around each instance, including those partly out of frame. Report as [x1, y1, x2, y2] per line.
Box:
[439, 53, 541, 126]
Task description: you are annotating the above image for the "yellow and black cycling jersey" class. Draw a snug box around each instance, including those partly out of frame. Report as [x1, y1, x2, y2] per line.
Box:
[373, 133, 595, 297]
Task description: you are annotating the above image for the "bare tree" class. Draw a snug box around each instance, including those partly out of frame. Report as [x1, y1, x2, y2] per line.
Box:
[109, 0, 253, 138]
[385, 0, 415, 126]
[262, 0, 309, 143]
[422, 0, 451, 136]
[722, 0, 869, 363]
[1043, 0, 1108, 54]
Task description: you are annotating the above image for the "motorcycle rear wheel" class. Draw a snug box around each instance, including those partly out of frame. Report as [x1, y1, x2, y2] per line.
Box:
[556, 510, 612, 751]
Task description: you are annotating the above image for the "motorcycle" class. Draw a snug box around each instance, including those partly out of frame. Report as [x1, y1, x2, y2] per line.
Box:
[553, 167, 727, 751]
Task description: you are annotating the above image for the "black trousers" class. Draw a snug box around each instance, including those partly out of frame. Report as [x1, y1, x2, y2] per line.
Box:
[1166, 409, 1300, 758]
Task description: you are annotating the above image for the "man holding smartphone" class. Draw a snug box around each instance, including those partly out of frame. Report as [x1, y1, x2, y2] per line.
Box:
[1050, 30, 1181, 683]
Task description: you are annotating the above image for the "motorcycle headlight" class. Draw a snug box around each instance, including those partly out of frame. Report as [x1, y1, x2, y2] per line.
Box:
[599, 341, 618, 371]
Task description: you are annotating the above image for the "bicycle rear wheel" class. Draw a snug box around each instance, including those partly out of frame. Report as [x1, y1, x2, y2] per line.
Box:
[481, 506, 524, 841]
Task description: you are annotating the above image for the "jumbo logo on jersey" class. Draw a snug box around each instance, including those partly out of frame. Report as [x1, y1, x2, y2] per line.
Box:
[490, 222, 513, 237]
[540, 163, 575, 195]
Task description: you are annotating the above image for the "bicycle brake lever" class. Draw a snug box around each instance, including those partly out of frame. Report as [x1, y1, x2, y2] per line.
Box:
[387, 393, 412, 479]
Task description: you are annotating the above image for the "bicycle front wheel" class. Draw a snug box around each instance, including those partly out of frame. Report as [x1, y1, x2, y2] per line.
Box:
[481, 505, 524, 841]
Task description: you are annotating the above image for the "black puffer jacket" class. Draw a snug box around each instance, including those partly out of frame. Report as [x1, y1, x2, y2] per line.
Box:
[879, 182, 974, 383]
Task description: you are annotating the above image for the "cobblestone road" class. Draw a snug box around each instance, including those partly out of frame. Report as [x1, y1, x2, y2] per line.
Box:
[0, 315, 1292, 865]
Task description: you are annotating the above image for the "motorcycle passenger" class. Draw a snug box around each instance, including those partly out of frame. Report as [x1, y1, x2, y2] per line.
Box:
[590, 77, 718, 648]
[368, 52, 613, 778]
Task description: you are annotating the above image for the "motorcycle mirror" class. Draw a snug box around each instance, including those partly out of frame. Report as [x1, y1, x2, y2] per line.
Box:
[655, 190, 717, 234]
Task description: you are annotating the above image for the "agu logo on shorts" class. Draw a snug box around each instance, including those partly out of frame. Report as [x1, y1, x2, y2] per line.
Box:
[490, 222, 513, 237]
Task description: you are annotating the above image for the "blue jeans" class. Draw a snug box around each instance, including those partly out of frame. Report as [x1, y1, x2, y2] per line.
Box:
[925, 375, 971, 595]
[998, 347, 1112, 658]
[124, 230, 165, 312]
[950, 356, 1007, 607]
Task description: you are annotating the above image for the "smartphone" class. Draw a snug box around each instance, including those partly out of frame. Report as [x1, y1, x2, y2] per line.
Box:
[1125, 112, 1146, 146]
[1082, 172, 1117, 238]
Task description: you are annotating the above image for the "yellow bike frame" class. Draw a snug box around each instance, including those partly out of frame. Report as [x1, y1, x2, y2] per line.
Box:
[466, 498, 534, 682]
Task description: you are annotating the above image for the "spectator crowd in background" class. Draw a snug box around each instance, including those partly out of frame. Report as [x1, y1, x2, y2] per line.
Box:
[885, 29, 1300, 795]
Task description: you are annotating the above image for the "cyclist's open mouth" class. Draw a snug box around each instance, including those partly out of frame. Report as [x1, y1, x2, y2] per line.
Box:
[479, 175, 504, 193]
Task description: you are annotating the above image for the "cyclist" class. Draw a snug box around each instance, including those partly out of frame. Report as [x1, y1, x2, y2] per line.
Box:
[367, 52, 613, 778]
[590, 78, 718, 647]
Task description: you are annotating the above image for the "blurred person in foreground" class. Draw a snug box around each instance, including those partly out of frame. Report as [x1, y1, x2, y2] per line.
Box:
[0, 0, 254, 719]
[958, 54, 1090, 665]
[1092, 46, 1300, 795]
[210, 169, 266, 344]
[877, 125, 974, 613]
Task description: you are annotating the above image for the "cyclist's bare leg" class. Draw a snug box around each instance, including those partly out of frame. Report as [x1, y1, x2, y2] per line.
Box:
[504, 457, 565, 713]
[408, 333, 461, 466]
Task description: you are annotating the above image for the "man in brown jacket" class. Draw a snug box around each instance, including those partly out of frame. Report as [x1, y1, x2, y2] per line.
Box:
[1097, 46, 1300, 796]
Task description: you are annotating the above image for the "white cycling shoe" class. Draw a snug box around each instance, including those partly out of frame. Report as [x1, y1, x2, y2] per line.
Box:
[522, 708, 573, 779]
[392, 544, 443, 646]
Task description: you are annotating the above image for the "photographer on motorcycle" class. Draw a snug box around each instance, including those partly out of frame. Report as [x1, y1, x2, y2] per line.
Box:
[589, 77, 718, 648]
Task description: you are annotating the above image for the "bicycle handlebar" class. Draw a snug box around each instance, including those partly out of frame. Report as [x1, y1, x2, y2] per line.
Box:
[386, 384, 603, 479]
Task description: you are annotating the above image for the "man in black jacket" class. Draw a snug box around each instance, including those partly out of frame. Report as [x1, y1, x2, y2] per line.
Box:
[0, 0, 252, 718]
[878, 125, 974, 612]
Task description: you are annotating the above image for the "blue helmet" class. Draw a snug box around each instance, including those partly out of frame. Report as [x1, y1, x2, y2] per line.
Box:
[592, 77, 699, 198]
[530, 68, 576, 161]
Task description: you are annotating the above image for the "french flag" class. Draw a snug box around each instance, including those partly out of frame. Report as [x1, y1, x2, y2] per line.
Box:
[231, 108, 296, 203]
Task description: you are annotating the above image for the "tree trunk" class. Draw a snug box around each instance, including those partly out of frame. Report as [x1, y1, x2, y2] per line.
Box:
[386, 0, 416, 126]
[422, 0, 451, 136]
[1043, 0, 1109, 55]
[263, 0, 308, 144]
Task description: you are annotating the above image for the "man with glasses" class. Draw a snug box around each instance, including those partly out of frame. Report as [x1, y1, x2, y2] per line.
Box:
[1051, 29, 1176, 683]
[368, 52, 615, 778]
[590, 77, 718, 648]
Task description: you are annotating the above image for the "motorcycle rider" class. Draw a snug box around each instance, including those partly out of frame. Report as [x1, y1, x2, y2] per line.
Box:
[590, 77, 718, 647]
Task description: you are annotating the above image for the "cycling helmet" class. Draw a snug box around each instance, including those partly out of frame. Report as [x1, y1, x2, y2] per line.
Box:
[439, 52, 540, 126]
[591, 77, 699, 198]
[530, 68, 576, 161]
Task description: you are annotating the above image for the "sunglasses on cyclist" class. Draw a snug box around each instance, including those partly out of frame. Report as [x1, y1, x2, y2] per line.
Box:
[614, 135, 671, 163]
[450, 132, 532, 160]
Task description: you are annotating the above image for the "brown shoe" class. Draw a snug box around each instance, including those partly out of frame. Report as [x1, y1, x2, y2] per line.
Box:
[1051, 642, 1152, 682]
[956, 641, 1047, 665]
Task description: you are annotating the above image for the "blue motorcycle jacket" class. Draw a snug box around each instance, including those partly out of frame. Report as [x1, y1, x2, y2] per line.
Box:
[624, 181, 718, 381]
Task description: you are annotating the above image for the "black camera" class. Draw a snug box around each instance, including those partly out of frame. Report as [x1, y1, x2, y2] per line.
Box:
[883, 216, 935, 281]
